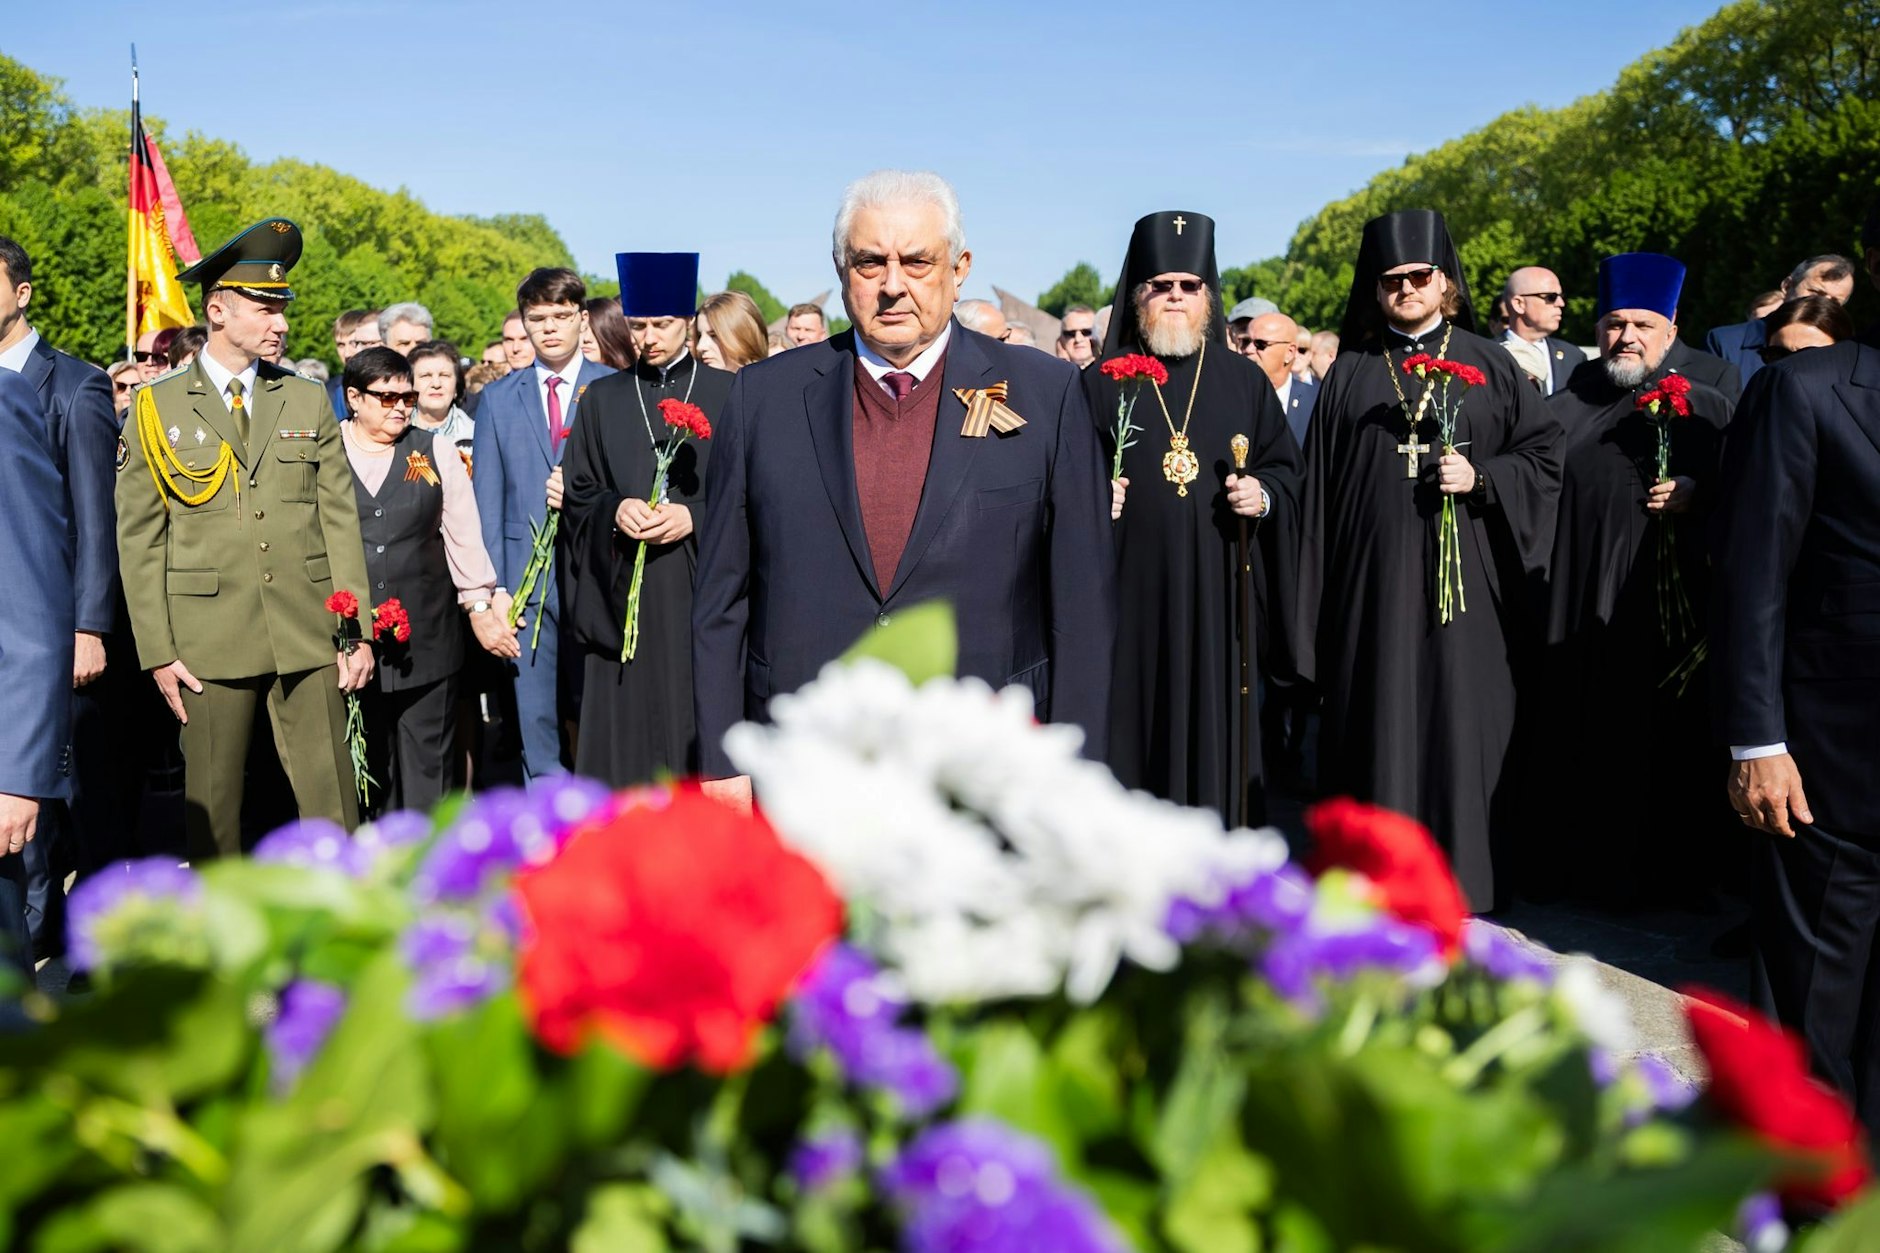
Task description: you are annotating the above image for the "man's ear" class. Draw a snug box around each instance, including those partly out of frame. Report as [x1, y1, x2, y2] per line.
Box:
[15, 282, 29, 310]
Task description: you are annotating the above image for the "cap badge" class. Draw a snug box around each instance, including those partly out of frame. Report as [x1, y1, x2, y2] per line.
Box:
[270, 221, 291, 233]
[268, 263, 283, 280]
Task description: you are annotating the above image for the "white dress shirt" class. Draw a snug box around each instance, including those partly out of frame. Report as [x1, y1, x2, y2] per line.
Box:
[197, 349, 259, 414]
[0, 328, 39, 375]
[856, 323, 953, 396]
[534, 356, 582, 437]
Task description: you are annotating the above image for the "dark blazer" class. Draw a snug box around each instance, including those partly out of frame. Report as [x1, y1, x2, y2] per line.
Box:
[326, 375, 349, 421]
[1668, 337, 1741, 396]
[1712, 342, 1880, 837]
[1704, 319, 1764, 393]
[1281, 375, 1318, 447]
[21, 335, 117, 634]
[1545, 336, 1588, 393]
[0, 371, 74, 799]
[693, 322, 1116, 776]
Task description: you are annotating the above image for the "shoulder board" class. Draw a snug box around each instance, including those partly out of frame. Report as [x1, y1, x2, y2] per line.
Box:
[141, 363, 193, 387]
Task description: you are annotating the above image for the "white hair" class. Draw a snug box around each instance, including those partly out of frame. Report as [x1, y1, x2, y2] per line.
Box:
[832, 169, 965, 271]
[379, 301, 434, 338]
[953, 299, 1001, 332]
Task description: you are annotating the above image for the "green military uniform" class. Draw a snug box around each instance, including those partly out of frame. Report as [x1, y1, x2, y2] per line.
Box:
[114, 219, 373, 858]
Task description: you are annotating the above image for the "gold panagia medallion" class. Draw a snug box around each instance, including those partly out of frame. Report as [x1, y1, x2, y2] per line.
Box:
[1163, 432, 1200, 496]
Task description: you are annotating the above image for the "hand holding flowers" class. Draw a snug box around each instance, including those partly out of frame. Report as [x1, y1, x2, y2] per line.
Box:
[621, 398, 711, 662]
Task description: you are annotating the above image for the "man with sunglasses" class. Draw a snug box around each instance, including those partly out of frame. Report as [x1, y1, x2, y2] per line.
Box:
[1055, 304, 1099, 368]
[1296, 208, 1562, 911]
[115, 218, 375, 859]
[1497, 267, 1584, 396]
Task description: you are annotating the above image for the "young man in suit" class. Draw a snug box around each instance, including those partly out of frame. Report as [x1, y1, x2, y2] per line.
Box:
[470, 268, 615, 778]
[1713, 334, 1880, 1141]
[694, 170, 1115, 809]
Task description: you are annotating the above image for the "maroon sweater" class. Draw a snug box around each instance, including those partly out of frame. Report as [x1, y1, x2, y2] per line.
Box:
[852, 354, 946, 588]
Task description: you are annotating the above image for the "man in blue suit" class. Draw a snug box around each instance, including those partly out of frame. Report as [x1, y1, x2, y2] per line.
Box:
[1705, 255, 1857, 394]
[0, 236, 115, 958]
[471, 268, 614, 777]
[694, 171, 1115, 808]
[0, 369, 74, 970]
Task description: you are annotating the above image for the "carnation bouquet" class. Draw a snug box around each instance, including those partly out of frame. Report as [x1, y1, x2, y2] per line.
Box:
[324, 590, 374, 805]
[1638, 374, 1696, 644]
[621, 397, 711, 662]
[1098, 354, 1166, 484]
[1401, 354, 1487, 625]
[12, 605, 1876, 1251]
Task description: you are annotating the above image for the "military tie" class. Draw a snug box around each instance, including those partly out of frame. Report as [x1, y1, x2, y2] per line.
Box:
[227, 376, 249, 448]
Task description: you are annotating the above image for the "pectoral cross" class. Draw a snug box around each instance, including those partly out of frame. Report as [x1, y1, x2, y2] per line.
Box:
[1171, 215, 1187, 235]
[1397, 437, 1430, 477]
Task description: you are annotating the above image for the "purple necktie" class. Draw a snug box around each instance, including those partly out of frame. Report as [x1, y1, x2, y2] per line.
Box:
[546, 376, 566, 451]
[882, 371, 916, 401]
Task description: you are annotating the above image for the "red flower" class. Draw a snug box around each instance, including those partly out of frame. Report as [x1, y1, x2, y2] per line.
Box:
[371, 598, 411, 644]
[1637, 388, 1692, 419]
[1400, 352, 1434, 376]
[657, 398, 712, 441]
[1683, 989, 1871, 1208]
[324, 590, 358, 619]
[1303, 798, 1467, 956]
[1430, 359, 1487, 388]
[515, 783, 843, 1073]
[1659, 373, 1692, 397]
[1099, 354, 1170, 386]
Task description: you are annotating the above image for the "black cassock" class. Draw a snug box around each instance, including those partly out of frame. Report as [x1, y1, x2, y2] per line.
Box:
[561, 354, 733, 787]
[1530, 360, 1734, 903]
[1086, 346, 1301, 826]
[1297, 326, 1562, 908]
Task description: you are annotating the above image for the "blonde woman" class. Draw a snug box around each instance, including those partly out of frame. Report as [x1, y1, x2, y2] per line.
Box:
[694, 291, 770, 373]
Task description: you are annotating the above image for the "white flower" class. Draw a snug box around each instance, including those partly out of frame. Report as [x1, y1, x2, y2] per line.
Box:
[1553, 959, 1638, 1054]
[727, 659, 1288, 1005]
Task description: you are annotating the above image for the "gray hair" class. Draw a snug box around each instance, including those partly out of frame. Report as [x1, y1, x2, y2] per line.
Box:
[1784, 254, 1855, 293]
[953, 299, 1002, 332]
[378, 301, 435, 338]
[832, 170, 965, 271]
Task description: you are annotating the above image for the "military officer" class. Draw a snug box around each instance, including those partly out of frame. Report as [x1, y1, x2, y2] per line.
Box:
[115, 218, 374, 858]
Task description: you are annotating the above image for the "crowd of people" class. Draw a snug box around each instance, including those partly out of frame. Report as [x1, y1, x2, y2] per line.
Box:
[0, 169, 1877, 1142]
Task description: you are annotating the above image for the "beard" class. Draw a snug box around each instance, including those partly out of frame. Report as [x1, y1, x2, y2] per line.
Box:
[1139, 303, 1209, 358]
[1602, 349, 1665, 390]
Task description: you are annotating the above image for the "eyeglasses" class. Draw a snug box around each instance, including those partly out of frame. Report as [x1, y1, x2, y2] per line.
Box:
[523, 309, 581, 327]
[1237, 338, 1290, 353]
[1060, 326, 1094, 339]
[1146, 279, 1205, 296]
[361, 388, 419, 407]
[1515, 291, 1564, 305]
[1377, 267, 1440, 292]
[132, 350, 159, 363]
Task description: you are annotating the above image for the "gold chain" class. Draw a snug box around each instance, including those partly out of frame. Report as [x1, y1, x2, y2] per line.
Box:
[1150, 338, 1206, 440]
[1382, 323, 1453, 437]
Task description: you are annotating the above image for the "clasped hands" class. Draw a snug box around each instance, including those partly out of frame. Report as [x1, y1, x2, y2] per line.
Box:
[615, 498, 693, 545]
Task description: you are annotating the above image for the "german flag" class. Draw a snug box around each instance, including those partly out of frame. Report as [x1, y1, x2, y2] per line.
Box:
[126, 90, 198, 351]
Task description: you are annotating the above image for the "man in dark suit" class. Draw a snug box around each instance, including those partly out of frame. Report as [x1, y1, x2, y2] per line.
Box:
[471, 268, 614, 778]
[1712, 338, 1880, 1139]
[1236, 309, 1317, 446]
[0, 369, 74, 971]
[694, 170, 1115, 808]
[1706, 256, 1858, 394]
[0, 235, 117, 957]
[1497, 267, 1586, 396]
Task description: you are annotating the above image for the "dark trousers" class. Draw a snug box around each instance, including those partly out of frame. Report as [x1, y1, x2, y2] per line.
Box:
[361, 674, 459, 815]
[0, 850, 30, 975]
[1754, 822, 1880, 1141]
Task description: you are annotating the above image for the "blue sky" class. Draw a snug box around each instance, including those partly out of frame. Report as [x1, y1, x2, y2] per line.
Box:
[12, 0, 1725, 311]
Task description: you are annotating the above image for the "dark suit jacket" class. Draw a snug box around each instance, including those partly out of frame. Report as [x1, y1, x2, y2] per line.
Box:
[1704, 319, 1764, 393]
[1282, 375, 1318, 447]
[1668, 338, 1741, 396]
[1545, 336, 1588, 394]
[0, 371, 74, 799]
[21, 335, 117, 634]
[693, 322, 1116, 776]
[326, 375, 349, 421]
[1712, 342, 1880, 838]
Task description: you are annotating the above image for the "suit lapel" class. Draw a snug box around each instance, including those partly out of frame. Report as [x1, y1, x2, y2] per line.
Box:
[23, 339, 54, 405]
[1835, 342, 1880, 459]
[805, 335, 880, 599]
[518, 367, 552, 464]
[186, 359, 248, 467]
[886, 324, 989, 602]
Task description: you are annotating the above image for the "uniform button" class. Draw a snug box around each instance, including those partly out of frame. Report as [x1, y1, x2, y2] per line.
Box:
[876, 612, 891, 627]
[376, 581, 386, 589]
[374, 509, 383, 518]
[262, 572, 273, 583]
[258, 541, 269, 552]
[254, 510, 265, 520]
[375, 545, 385, 554]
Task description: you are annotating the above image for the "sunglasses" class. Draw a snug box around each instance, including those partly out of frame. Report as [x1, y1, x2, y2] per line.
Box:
[1238, 338, 1288, 353]
[132, 350, 160, 363]
[1378, 266, 1441, 292]
[1060, 326, 1094, 338]
[1146, 279, 1205, 295]
[1516, 291, 1564, 305]
[361, 388, 420, 407]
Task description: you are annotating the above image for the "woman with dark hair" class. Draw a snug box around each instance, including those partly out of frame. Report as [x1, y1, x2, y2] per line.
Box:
[406, 339, 476, 470]
[164, 325, 207, 370]
[341, 346, 516, 811]
[1760, 294, 1855, 363]
[580, 296, 636, 370]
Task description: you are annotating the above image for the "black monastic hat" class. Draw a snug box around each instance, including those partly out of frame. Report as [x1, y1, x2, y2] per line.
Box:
[1335, 209, 1475, 346]
[176, 217, 303, 301]
[1100, 210, 1226, 356]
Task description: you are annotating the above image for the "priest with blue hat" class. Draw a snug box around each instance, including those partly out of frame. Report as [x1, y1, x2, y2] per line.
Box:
[1527, 250, 1738, 906]
[559, 252, 733, 786]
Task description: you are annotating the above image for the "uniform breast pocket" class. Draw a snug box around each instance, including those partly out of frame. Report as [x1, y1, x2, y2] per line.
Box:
[275, 443, 319, 502]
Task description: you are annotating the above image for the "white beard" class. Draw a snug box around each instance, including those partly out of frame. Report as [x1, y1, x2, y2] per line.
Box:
[1141, 313, 1207, 359]
[1603, 355, 1652, 389]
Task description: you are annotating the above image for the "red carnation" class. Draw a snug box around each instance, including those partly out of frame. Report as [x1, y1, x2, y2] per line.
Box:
[371, 598, 411, 644]
[1433, 360, 1487, 388]
[1659, 373, 1692, 397]
[515, 783, 843, 1073]
[1100, 354, 1169, 386]
[324, 590, 358, 618]
[1401, 353, 1434, 376]
[1683, 989, 1871, 1208]
[1304, 798, 1467, 956]
[657, 397, 712, 441]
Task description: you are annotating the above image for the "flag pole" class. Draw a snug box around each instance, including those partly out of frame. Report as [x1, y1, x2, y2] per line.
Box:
[125, 45, 138, 361]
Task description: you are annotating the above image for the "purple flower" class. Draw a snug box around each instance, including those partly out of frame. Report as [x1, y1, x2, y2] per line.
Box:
[882, 1120, 1121, 1253]
[1635, 1054, 1698, 1117]
[1737, 1192, 1788, 1252]
[399, 902, 518, 1020]
[1261, 916, 1441, 1006]
[1588, 1047, 1619, 1088]
[791, 944, 958, 1116]
[267, 980, 346, 1093]
[66, 858, 203, 971]
[1165, 865, 1314, 944]
[1462, 920, 1555, 984]
[789, 1127, 864, 1194]
[410, 779, 614, 908]
[408, 953, 505, 1021]
[254, 819, 370, 878]
[354, 810, 431, 858]
[527, 774, 613, 835]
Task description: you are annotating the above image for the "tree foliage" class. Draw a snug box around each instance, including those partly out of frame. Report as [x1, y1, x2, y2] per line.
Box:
[1036, 262, 1113, 317]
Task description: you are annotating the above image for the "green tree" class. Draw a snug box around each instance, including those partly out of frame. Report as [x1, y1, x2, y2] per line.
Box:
[724, 271, 786, 323]
[1037, 262, 1113, 317]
